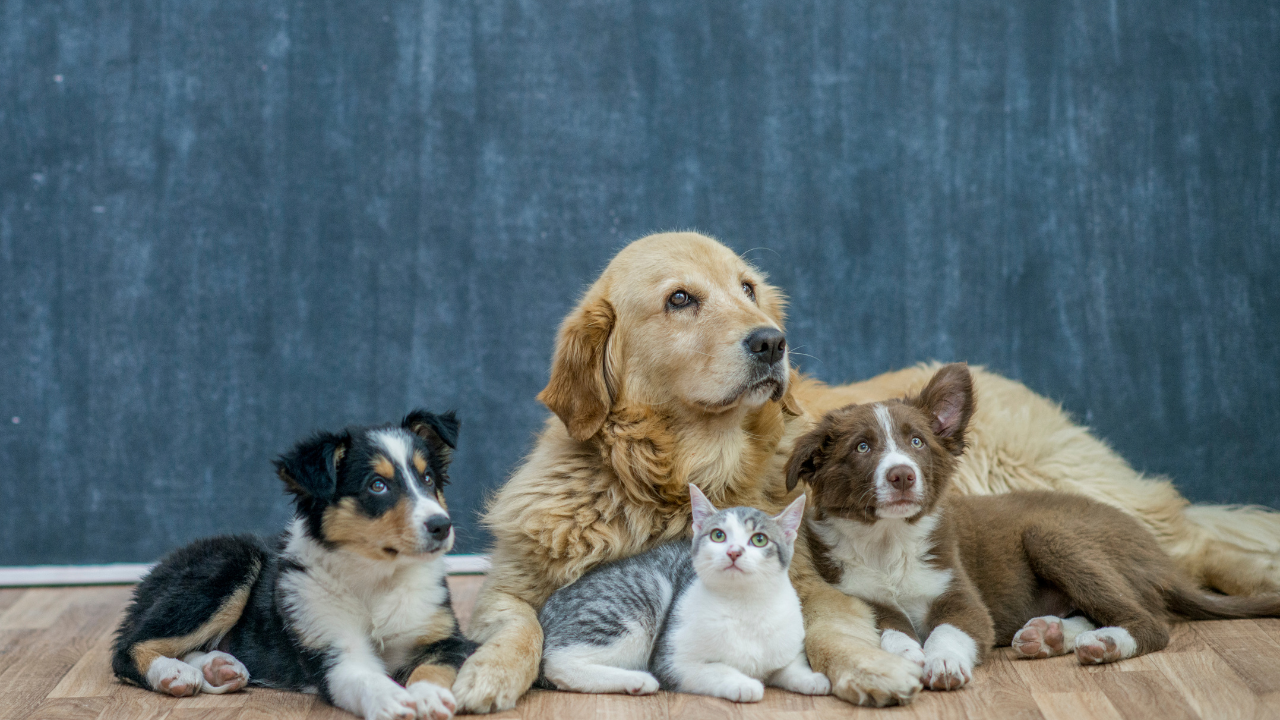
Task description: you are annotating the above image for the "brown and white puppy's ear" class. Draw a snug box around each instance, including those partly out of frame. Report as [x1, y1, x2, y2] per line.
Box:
[912, 363, 976, 456]
[537, 294, 616, 441]
[402, 409, 460, 463]
[785, 416, 834, 491]
[275, 431, 349, 503]
[773, 494, 806, 544]
[689, 484, 718, 536]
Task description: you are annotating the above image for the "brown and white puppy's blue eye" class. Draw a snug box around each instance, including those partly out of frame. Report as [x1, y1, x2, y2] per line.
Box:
[369, 479, 388, 494]
[750, 532, 768, 547]
[856, 441, 870, 453]
[742, 281, 756, 302]
[911, 437, 924, 449]
[709, 528, 726, 542]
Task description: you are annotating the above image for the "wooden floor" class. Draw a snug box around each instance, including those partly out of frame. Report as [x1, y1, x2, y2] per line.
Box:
[3, 578, 1279, 720]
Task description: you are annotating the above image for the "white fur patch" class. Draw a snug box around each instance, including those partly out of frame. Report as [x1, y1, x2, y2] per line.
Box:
[146, 656, 202, 696]
[872, 404, 924, 517]
[922, 624, 976, 691]
[880, 628, 925, 667]
[810, 513, 953, 635]
[543, 618, 663, 694]
[1075, 626, 1138, 664]
[181, 650, 249, 694]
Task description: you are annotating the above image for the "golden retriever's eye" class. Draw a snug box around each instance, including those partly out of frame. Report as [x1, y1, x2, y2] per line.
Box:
[856, 442, 870, 453]
[667, 291, 694, 309]
[911, 437, 924, 449]
[742, 282, 756, 302]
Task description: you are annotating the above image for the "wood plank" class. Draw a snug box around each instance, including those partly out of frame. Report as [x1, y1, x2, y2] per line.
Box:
[96, 690, 174, 720]
[1093, 670, 1200, 720]
[0, 589, 76, 630]
[47, 612, 126, 698]
[0, 587, 28, 615]
[1031, 691, 1124, 720]
[236, 688, 315, 720]
[19, 697, 109, 720]
[1147, 650, 1260, 720]
[960, 648, 1043, 720]
[1190, 619, 1280, 695]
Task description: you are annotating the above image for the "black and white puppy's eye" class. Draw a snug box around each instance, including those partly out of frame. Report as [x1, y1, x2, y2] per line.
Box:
[369, 479, 388, 494]
[856, 441, 870, 453]
[911, 437, 924, 449]
[742, 281, 756, 302]
[667, 290, 694, 309]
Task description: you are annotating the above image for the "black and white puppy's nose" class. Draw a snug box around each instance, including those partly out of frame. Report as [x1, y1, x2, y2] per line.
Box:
[744, 327, 787, 365]
[886, 465, 917, 490]
[425, 514, 452, 541]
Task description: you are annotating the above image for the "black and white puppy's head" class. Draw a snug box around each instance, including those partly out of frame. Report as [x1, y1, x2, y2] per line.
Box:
[275, 409, 460, 562]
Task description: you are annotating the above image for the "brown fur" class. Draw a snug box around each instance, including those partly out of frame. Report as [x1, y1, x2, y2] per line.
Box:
[454, 233, 920, 712]
[320, 497, 420, 561]
[454, 232, 1280, 712]
[796, 364, 1280, 674]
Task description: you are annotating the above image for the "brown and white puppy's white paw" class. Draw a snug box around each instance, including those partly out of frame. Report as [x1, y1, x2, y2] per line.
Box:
[1013, 616, 1096, 659]
[1074, 627, 1137, 665]
[182, 650, 250, 694]
[921, 625, 976, 691]
[406, 681, 456, 720]
[880, 629, 925, 667]
[147, 657, 203, 697]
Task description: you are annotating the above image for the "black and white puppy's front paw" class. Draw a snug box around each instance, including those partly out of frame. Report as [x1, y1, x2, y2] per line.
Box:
[407, 681, 457, 720]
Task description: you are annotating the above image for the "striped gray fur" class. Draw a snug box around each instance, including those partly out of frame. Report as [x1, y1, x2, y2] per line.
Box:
[538, 505, 797, 691]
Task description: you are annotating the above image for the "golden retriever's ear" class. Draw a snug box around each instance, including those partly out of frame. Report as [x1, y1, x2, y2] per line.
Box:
[537, 296, 616, 441]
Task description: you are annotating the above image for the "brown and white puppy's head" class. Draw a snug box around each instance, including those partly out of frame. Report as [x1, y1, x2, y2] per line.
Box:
[537, 232, 801, 442]
[785, 364, 974, 523]
[276, 409, 460, 562]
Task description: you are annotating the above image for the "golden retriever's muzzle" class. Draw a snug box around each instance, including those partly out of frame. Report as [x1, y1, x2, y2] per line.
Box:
[736, 326, 790, 403]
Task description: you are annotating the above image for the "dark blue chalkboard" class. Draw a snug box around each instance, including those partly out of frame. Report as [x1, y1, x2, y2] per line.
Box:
[1, 0, 1276, 564]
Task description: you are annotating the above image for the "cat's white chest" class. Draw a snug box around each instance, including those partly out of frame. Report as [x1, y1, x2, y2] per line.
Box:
[669, 584, 805, 679]
[812, 514, 952, 635]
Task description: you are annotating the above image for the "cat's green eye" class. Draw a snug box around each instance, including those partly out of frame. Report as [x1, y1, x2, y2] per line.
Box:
[709, 529, 726, 543]
[750, 533, 768, 547]
[856, 442, 870, 453]
[911, 437, 924, 449]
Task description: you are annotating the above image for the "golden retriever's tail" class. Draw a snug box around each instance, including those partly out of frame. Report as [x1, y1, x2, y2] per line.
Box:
[1177, 504, 1280, 595]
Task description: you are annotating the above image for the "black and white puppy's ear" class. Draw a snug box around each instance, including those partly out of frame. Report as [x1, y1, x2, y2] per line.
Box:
[275, 431, 349, 502]
[402, 409, 460, 465]
[912, 362, 976, 456]
[785, 416, 835, 491]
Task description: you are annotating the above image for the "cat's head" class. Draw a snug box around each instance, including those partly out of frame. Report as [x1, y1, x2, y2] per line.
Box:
[688, 485, 805, 589]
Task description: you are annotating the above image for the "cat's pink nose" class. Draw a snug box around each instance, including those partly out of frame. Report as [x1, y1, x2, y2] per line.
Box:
[726, 546, 743, 561]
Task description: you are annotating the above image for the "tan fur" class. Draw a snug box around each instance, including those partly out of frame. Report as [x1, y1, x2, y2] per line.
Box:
[130, 575, 257, 682]
[321, 497, 419, 561]
[407, 663, 457, 689]
[455, 231, 1280, 712]
[455, 233, 919, 712]
[413, 451, 427, 475]
[373, 456, 395, 479]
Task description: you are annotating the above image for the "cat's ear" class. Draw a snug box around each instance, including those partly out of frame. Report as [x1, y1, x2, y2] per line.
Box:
[689, 484, 718, 535]
[773, 494, 806, 543]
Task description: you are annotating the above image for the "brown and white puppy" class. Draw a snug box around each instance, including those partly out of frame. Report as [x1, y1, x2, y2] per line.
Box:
[788, 363, 1280, 691]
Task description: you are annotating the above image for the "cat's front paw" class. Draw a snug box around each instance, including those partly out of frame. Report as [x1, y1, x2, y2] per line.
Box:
[711, 676, 765, 703]
[787, 671, 831, 696]
[406, 681, 457, 720]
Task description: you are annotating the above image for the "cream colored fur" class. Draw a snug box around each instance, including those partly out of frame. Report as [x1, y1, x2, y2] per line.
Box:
[452, 232, 1280, 713]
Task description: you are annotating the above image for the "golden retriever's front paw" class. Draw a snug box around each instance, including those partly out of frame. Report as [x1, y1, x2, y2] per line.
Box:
[451, 646, 533, 714]
[826, 648, 923, 707]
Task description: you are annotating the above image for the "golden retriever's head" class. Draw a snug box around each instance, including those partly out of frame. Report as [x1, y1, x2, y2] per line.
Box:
[539, 232, 799, 441]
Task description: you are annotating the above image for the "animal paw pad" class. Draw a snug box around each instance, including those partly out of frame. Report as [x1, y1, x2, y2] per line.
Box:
[1013, 616, 1066, 659]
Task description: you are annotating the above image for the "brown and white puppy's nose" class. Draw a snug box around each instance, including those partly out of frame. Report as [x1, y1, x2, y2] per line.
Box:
[886, 465, 916, 491]
[743, 327, 786, 365]
[424, 514, 452, 542]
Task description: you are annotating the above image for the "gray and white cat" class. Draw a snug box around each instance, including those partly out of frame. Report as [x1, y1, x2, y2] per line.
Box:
[538, 485, 830, 702]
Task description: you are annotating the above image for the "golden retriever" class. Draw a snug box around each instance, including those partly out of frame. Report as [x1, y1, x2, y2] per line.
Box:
[451, 232, 1280, 712]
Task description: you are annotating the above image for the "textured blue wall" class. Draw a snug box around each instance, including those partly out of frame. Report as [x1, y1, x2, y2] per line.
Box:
[1, 1, 1276, 564]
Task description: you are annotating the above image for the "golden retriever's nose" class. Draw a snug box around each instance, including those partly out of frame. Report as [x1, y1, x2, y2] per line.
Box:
[744, 327, 787, 365]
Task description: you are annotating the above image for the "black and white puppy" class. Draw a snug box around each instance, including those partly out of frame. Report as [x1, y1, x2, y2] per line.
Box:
[112, 410, 475, 720]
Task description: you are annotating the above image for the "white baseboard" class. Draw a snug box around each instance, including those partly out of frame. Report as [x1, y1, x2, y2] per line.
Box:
[0, 554, 491, 587]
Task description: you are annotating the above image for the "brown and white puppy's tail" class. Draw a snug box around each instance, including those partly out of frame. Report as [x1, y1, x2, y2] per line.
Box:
[1164, 583, 1280, 621]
